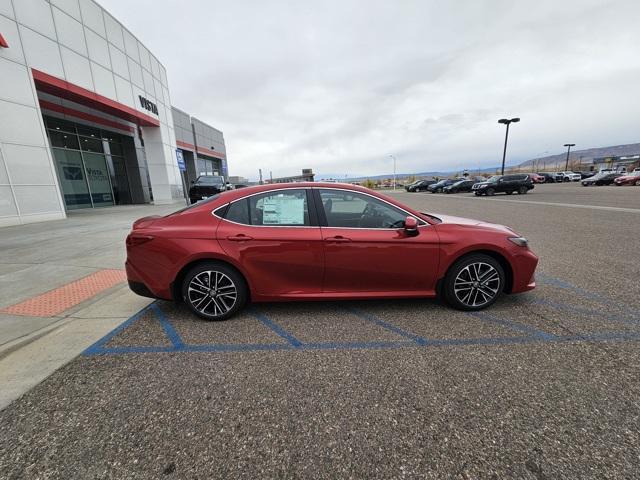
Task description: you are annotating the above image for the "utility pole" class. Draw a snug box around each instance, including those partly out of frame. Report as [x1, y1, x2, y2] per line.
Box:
[388, 154, 397, 190]
[259, 169, 263, 185]
[564, 143, 575, 171]
[498, 118, 520, 175]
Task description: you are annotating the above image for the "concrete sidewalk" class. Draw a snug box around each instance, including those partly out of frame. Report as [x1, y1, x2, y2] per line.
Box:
[0, 204, 179, 409]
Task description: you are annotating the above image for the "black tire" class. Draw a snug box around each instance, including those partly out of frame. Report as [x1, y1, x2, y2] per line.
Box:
[181, 262, 248, 321]
[474, 192, 482, 196]
[518, 186, 528, 194]
[442, 254, 505, 311]
[486, 187, 495, 196]
[563, 177, 570, 182]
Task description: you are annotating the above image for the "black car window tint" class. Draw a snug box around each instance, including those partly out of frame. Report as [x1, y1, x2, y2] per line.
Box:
[225, 199, 250, 225]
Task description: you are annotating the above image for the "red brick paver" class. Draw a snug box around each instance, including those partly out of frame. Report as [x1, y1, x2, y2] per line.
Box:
[0, 269, 127, 317]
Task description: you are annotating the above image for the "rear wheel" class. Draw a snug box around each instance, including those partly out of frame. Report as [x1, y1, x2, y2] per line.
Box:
[182, 262, 247, 320]
[442, 254, 504, 311]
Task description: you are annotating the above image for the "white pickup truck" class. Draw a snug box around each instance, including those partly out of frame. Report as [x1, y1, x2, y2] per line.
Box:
[555, 171, 582, 182]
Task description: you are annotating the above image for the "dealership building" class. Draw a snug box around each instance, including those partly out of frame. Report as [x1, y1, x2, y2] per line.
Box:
[0, 0, 227, 227]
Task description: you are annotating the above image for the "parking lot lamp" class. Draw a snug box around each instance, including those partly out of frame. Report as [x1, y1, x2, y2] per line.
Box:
[388, 154, 397, 190]
[564, 143, 576, 171]
[498, 118, 520, 175]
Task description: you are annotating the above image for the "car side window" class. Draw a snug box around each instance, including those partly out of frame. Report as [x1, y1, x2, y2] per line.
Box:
[248, 189, 310, 226]
[224, 198, 250, 224]
[319, 190, 408, 229]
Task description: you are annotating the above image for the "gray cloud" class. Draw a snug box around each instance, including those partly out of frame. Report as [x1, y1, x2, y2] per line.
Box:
[101, 0, 640, 179]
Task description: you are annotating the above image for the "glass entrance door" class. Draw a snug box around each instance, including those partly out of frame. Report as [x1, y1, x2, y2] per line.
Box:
[52, 149, 92, 210]
[82, 152, 114, 207]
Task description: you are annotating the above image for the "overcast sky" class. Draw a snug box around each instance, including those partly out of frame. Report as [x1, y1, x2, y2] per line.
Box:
[102, 0, 640, 180]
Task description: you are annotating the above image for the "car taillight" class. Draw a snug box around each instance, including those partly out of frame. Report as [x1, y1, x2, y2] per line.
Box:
[126, 234, 154, 247]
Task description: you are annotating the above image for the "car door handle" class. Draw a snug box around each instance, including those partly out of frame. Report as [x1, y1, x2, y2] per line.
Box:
[325, 235, 351, 243]
[227, 234, 253, 242]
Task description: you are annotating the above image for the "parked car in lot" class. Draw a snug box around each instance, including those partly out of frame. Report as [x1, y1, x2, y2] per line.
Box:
[528, 173, 545, 184]
[581, 172, 622, 186]
[427, 178, 462, 193]
[188, 175, 227, 204]
[126, 183, 538, 319]
[538, 172, 557, 183]
[613, 169, 640, 186]
[556, 171, 582, 182]
[405, 179, 437, 192]
[472, 174, 534, 196]
[443, 179, 477, 193]
[579, 171, 596, 179]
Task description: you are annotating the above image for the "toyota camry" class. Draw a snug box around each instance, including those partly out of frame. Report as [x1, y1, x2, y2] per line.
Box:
[126, 183, 538, 320]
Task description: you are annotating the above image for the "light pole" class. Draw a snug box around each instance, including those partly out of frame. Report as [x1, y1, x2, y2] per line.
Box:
[564, 143, 575, 171]
[388, 154, 397, 190]
[498, 118, 520, 175]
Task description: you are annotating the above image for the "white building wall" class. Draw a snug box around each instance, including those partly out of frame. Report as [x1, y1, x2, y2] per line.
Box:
[0, 0, 181, 226]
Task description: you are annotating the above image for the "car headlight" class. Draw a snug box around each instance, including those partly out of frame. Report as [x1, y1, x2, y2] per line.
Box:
[478, 184, 487, 189]
[508, 236, 528, 247]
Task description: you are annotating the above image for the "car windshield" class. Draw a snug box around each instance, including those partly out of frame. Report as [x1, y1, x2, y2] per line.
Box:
[196, 176, 224, 185]
[487, 175, 501, 183]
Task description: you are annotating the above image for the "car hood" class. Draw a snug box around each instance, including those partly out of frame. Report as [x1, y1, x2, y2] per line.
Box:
[433, 214, 515, 234]
[473, 181, 494, 187]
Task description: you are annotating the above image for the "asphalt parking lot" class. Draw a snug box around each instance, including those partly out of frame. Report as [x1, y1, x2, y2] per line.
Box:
[1, 183, 639, 479]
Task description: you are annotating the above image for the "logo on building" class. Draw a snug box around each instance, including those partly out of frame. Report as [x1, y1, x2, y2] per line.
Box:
[138, 95, 158, 115]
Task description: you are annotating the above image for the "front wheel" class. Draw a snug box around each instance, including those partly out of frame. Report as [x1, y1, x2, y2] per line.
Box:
[442, 254, 505, 311]
[486, 188, 496, 196]
[635, 180, 640, 186]
[474, 192, 482, 196]
[182, 262, 247, 320]
[518, 186, 528, 194]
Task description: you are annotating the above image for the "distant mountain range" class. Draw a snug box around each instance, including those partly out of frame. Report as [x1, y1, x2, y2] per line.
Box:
[317, 142, 640, 181]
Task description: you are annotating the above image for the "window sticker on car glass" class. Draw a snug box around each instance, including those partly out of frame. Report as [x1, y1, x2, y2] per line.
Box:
[262, 196, 304, 224]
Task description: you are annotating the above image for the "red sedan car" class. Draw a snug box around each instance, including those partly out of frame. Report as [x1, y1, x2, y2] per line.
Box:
[529, 173, 545, 184]
[614, 170, 640, 186]
[126, 183, 538, 320]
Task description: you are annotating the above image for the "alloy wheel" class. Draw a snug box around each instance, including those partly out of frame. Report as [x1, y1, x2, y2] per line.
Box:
[453, 262, 501, 308]
[187, 270, 238, 317]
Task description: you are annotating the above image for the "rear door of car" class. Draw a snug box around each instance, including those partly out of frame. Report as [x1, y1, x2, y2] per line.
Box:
[313, 188, 440, 293]
[216, 188, 325, 297]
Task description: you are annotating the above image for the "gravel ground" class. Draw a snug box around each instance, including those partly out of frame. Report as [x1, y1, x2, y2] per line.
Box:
[0, 184, 639, 479]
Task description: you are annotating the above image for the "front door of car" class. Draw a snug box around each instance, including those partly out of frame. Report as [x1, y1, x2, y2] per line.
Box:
[216, 189, 324, 297]
[315, 189, 440, 293]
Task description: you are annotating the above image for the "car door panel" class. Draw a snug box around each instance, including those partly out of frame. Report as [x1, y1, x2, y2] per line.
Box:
[216, 189, 324, 297]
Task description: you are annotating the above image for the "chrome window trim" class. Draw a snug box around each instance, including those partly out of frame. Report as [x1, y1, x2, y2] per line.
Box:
[210, 185, 429, 230]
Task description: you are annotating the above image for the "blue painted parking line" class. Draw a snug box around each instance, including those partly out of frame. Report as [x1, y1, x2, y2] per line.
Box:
[531, 298, 640, 327]
[345, 306, 429, 345]
[248, 307, 303, 347]
[537, 273, 639, 319]
[468, 311, 557, 340]
[152, 303, 185, 348]
[83, 305, 155, 356]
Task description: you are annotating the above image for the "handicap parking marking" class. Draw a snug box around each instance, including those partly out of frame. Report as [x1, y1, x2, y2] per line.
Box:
[83, 273, 640, 357]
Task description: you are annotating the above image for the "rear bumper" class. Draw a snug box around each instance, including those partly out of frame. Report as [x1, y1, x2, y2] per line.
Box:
[128, 281, 158, 299]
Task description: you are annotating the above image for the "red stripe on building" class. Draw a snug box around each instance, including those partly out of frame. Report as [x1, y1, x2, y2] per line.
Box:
[196, 146, 226, 159]
[176, 140, 195, 151]
[32, 69, 160, 127]
[0, 33, 8, 48]
[39, 99, 135, 133]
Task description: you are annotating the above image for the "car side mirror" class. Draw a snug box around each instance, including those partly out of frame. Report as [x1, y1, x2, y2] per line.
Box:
[404, 216, 419, 237]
